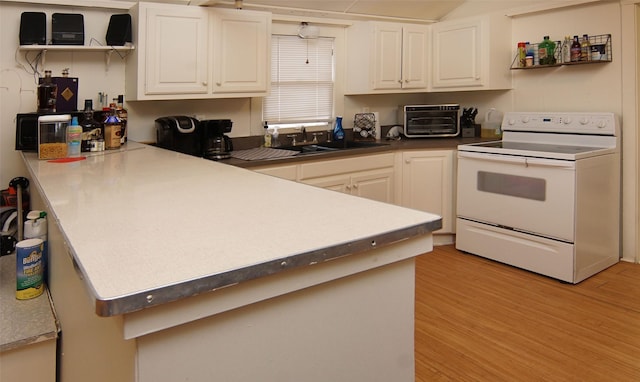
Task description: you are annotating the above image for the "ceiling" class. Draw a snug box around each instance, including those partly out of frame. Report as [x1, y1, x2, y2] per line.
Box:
[199, 0, 466, 22]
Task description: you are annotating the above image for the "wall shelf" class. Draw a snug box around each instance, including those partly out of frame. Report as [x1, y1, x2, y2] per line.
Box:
[18, 45, 135, 70]
[510, 33, 611, 70]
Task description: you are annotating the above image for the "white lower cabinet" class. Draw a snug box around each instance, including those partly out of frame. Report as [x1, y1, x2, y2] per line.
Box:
[253, 150, 456, 233]
[301, 167, 395, 203]
[255, 153, 395, 204]
[253, 164, 298, 180]
[398, 150, 455, 233]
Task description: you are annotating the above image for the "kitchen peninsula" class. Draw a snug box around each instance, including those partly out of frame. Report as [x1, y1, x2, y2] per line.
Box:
[22, 142, 441, 382]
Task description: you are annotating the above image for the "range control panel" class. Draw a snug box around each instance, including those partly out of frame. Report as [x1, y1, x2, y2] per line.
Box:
[503, 112, 619, 136]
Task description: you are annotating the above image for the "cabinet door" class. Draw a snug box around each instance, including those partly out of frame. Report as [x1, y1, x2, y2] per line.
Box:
[401, 25, 429, 89]
[145, 6, 209, 95]
[351, 168, 395, 203]
[211, 9, 270, 94]
[401, 150, 454, 233]
[301, 174, 352, 194]
[372, 24, 403, 90]
[431, 18, 482, 88]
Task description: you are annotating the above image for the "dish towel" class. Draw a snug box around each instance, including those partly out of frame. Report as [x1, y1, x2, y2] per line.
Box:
[230, 147, 298, 161]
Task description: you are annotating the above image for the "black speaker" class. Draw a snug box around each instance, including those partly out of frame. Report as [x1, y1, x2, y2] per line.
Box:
[52, 13, 84, 45]
[106, 14, 132, 46]
[19, 12, 46, 45]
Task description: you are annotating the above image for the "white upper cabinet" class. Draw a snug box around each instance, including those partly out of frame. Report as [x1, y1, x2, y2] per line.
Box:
[346, 21, 429, 94]
[210, 9, 271, 95]
[431, 14, 512, 91]
[127, 2, 209, 99]
[126, 3, 270, 100]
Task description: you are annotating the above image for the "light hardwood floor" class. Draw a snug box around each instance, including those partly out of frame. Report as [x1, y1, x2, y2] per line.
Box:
[415, 245, 640, 382]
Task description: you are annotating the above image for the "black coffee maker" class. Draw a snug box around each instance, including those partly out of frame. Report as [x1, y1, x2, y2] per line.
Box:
[201, 119, 233, 160]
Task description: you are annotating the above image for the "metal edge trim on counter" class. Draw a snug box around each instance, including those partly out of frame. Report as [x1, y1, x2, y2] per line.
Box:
[94, 220, 441, 317]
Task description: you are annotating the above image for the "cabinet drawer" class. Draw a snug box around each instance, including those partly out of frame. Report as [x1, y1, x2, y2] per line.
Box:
[299, 153, 395, 180]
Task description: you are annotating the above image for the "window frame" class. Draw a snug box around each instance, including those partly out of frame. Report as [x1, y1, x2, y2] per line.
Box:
[264, 34, 336, 128]
[249, 21, 347, 136]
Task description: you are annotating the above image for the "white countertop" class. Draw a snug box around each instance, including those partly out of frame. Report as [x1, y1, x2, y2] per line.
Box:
[22, 142, 440, 316]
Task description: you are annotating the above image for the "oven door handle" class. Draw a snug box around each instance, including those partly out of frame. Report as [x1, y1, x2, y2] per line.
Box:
[458, 151, 576, 169]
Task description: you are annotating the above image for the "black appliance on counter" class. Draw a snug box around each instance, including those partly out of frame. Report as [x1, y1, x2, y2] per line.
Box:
[399, 104, 460, 138]
[155, 116, 202, 157]
[201, 119, 233, 160]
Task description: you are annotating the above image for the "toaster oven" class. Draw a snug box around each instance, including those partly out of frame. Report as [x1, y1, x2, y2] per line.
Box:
[399, 104, 460, 138]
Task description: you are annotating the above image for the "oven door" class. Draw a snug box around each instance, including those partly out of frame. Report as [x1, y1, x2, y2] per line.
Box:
[457, 150, 576, 242]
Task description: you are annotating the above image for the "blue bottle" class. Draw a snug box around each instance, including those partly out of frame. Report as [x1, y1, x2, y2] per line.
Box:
[333, 116, 345, 141]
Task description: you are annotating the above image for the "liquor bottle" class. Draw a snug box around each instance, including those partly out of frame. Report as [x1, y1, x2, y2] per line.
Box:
[570, 35, 582, 62]
[116, 95, 128, 144]
[37, 70, 57, 113]
[79, 99, 103, 152]
[581, 34, 591, 61]
[538, 36, 556, 65]
[103, 103, 122, 150]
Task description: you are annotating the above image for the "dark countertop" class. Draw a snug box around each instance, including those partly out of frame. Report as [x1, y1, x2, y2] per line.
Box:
[222, 136, 496, 168]
[0, 255, 58, 352]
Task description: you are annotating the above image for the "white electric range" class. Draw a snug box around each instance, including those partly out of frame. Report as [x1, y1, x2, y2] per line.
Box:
[456, 112, 620, 283]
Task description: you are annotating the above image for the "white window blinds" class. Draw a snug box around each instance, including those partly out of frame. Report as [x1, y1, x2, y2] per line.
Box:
[263, 35, 335, 124]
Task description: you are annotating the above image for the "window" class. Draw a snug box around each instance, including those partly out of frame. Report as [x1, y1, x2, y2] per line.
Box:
[263, 35, 335, 128]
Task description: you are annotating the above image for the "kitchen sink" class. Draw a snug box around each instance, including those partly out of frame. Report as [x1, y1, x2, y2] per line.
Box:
[278, 140, 390, 155]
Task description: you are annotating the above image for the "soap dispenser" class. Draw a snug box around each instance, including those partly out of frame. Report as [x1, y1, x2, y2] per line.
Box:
[333, 116, 345, 141]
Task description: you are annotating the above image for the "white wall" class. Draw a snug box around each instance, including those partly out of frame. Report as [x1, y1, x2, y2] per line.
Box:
[510, 2, 622, 113]
[1, 2, 128, 187]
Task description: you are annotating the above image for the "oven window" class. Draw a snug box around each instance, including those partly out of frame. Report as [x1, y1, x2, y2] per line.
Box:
[477, 171, 546, 201]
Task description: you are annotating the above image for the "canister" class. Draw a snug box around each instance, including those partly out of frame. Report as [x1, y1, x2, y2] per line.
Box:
[38, 114, 71, 159]
[16, 238, 45, 300]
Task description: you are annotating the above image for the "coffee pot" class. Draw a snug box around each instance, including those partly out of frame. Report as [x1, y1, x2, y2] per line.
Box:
[201, 119, 233, 160]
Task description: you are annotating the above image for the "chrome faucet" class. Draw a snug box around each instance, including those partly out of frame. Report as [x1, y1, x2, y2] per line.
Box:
[300, 126, 308, 143]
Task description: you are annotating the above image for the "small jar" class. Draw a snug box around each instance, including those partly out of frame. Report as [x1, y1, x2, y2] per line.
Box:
[525, 55, 534, 67]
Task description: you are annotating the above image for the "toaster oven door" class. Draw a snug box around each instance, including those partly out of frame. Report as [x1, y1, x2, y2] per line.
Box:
[404, 111, 459, 137]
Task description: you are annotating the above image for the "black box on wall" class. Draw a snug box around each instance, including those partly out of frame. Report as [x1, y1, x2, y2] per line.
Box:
[52, 13, 84, 45]
[20, 12, 46, 45]
[106, 14, 132, 46]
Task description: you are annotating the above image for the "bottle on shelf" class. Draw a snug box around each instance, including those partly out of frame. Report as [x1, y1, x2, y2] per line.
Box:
[80, 99, 103, 152]
[517, 42, 527, 68]
[538, 36, 556, 65]
[116, 95, 128, 144]
[581, 34, 591, 61]
[66, 116, 82, 157]
[103, 103, 122, 150]
[562, 36, 571, 63]
[570, 35, 582, 62]
[333, 116, 345, 141]
[37, 70, 57, 113]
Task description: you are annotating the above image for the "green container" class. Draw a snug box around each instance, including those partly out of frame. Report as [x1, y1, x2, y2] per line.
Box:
[538, 36, 556, 65]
